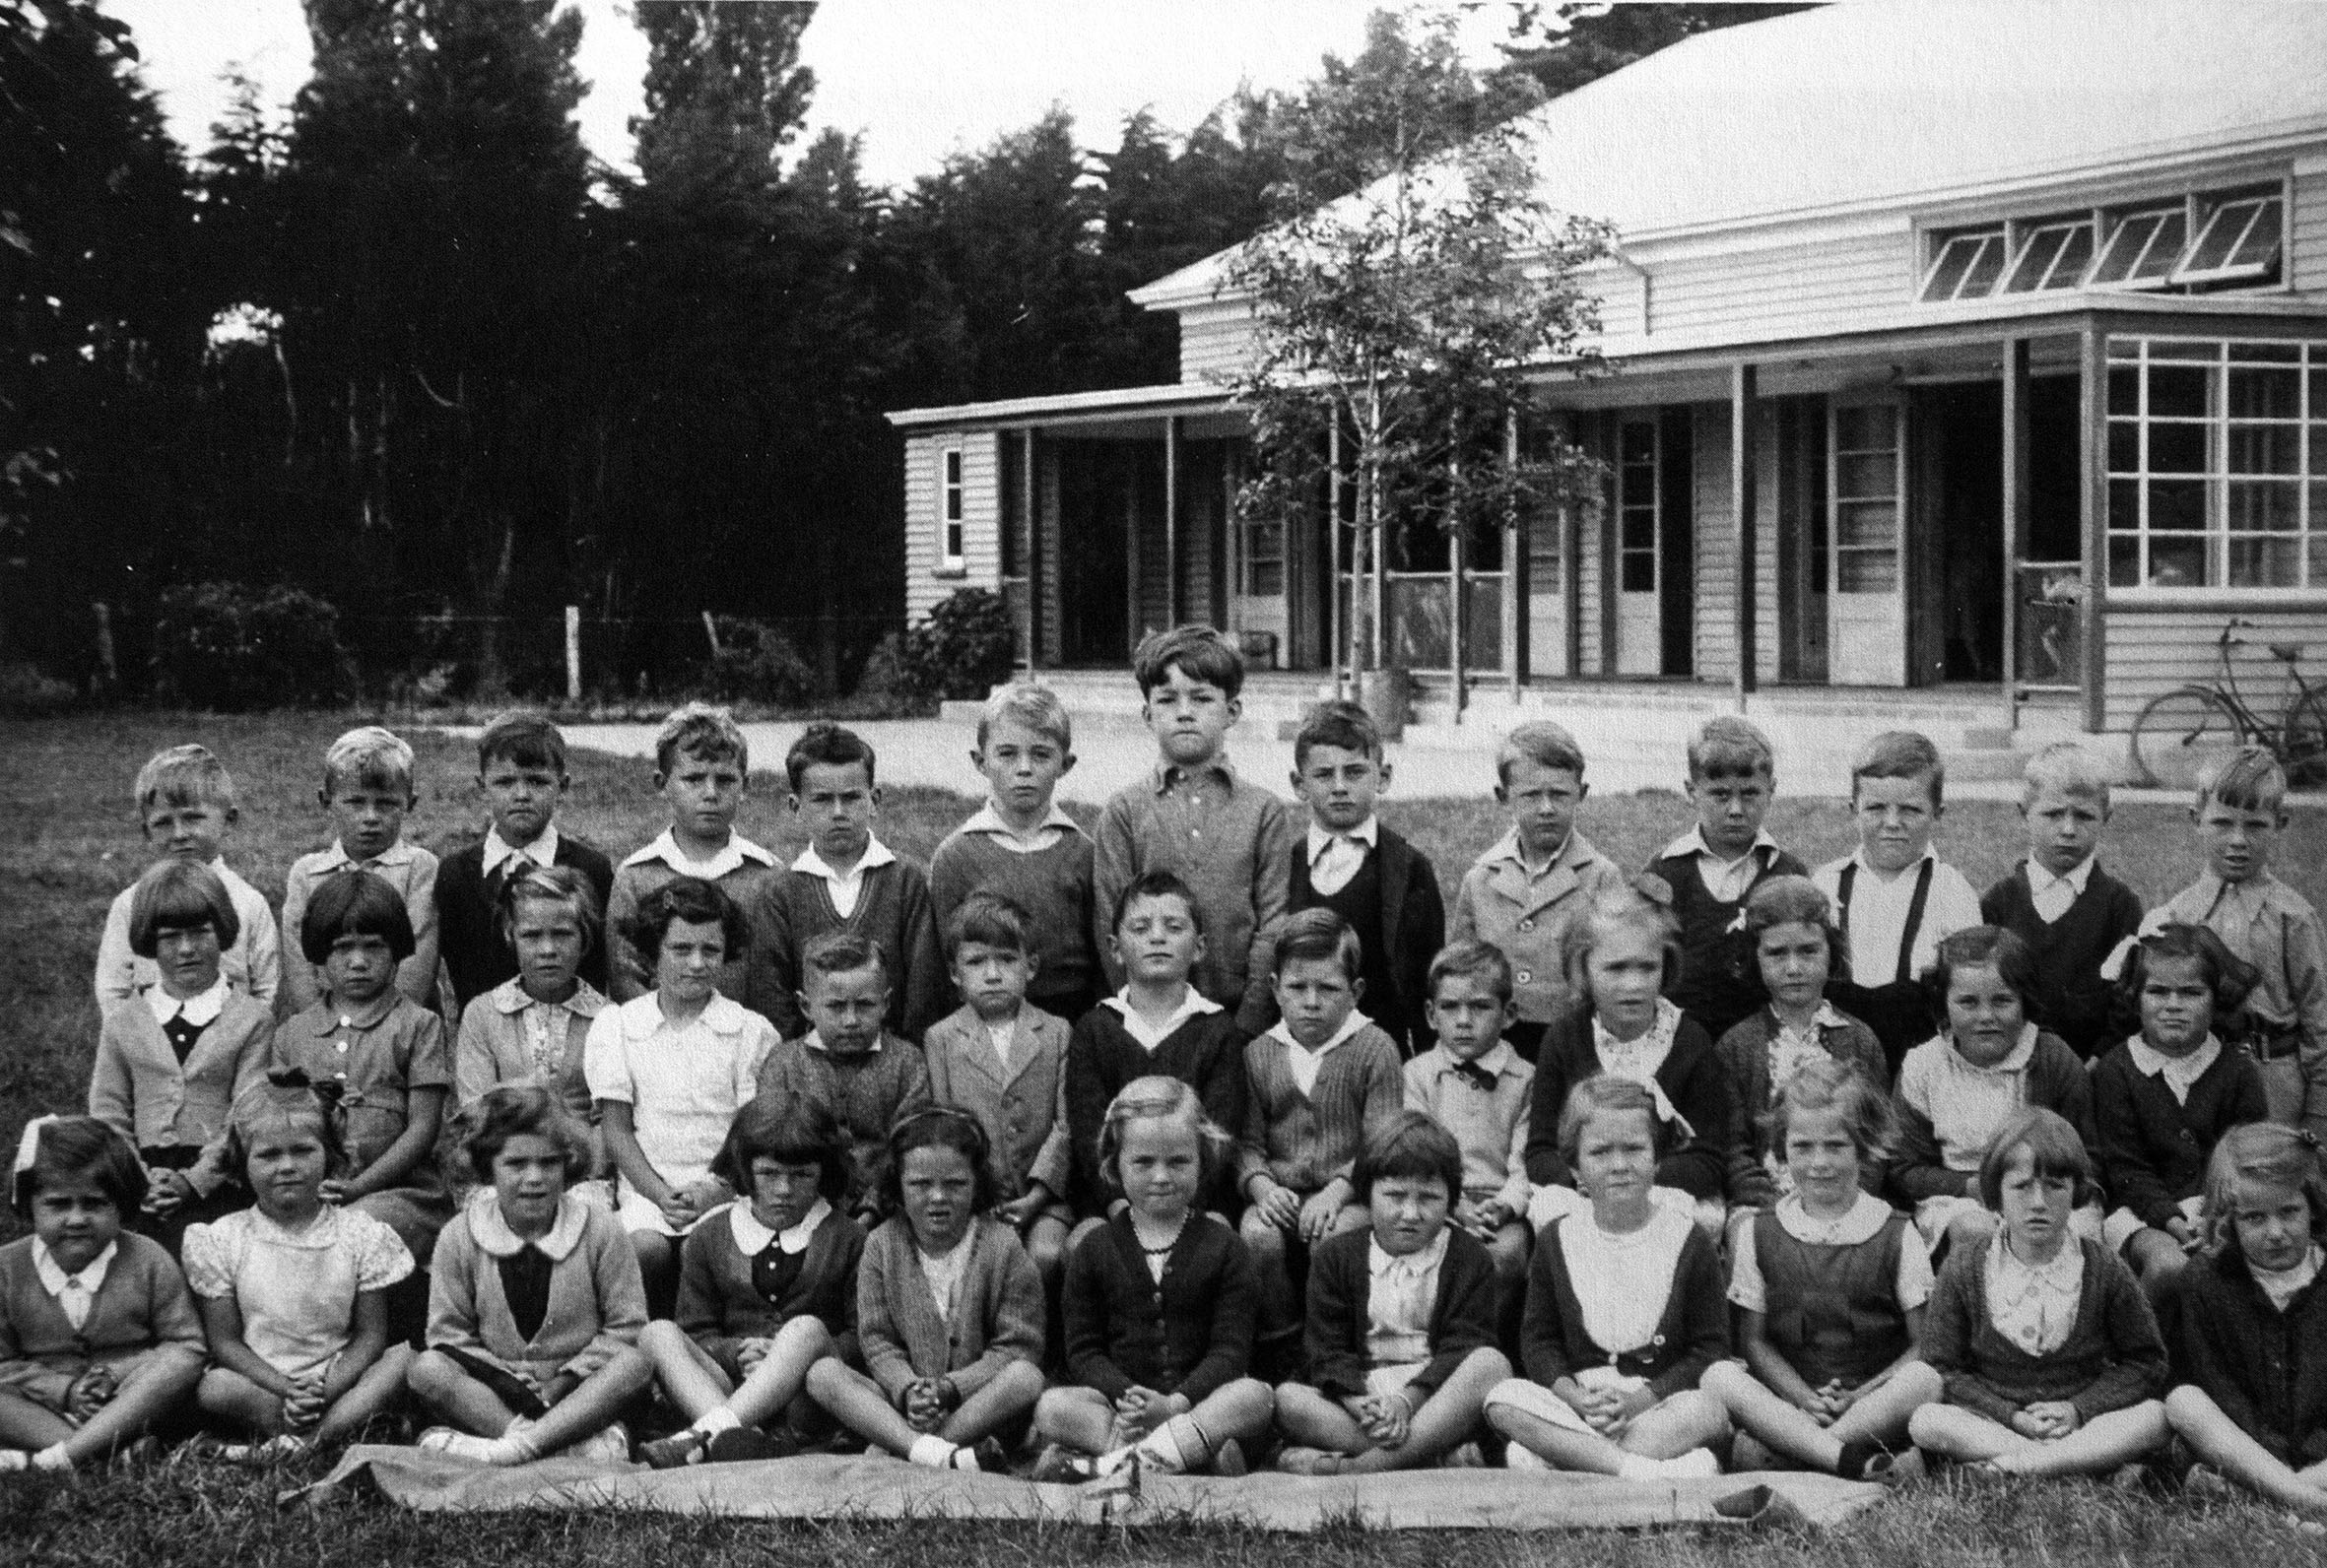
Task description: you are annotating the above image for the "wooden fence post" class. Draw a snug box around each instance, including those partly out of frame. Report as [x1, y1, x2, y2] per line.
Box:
[565, 606, 581, 702]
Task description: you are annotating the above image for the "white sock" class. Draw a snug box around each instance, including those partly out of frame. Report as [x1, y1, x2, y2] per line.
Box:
[694, 1406, 743, 1437]
[1616, 1453, 1663, 1480]
[1135, 1417, 1196, 1473]
[0, 1451, 28, 1471]
[908, 1433, 957, 1469]
[948, 1444, 986, 1472]
[32, 1444, 73, 1472]
[1094, 1443, 1136, 1476]
[1664, 1448, 1721, 1479]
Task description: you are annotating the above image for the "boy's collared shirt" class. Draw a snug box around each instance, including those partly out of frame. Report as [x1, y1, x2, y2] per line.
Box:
[1404, 1041, 1532, 1213]
[2026, 854, 2095, 925]
[802, 1027, 883, 1058]
[280, 838, 441, 1017]
[482, 823, 561, 877]
[2155, 872, 2327, 1042]
[1099, 987, 1223, 1053]
[1305, 816, 1379, 899]
[96, 856, 281, 1013]
[792, 834, 897, 921]
[1451, 827, 1624, 1019]
[1811, 846, 1982, 988]
[1660, 825, 1784, 906]
[959, 801, 1083, 856]
[1265, 1010, 1371, 1096]
[623, 827, 776, 882]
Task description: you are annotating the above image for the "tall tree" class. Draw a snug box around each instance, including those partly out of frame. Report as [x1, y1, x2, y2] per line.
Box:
[1497, 2, 1820, 100]
[632, 0, 815, 191]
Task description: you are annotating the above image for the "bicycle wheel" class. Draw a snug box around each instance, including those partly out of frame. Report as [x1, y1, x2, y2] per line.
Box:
[2284, 686, 2327, 787]
[2132, 686, 2247, 791]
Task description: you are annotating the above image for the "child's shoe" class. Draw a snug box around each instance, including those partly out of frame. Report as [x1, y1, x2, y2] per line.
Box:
[1730, 1431, 1780, 1471]
[418, 1427, 500, 1464]
[1031, 1443, 1095, 1484]
[1441, 1441, 1485, 1470]
[1273, 1446, 1335, 1475]
[639, 1430, 708, 1470]
[706, 1427, 794, 1465]
[220, 1434, 309, 1466]
[1211, 1438, 1248, 1477]
[567, 1422, 632, 1466]
[1502, 1441, 1549, 1473]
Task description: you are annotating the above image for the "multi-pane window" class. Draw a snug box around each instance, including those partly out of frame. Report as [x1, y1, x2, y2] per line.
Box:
[1921, 186, 2283, 300]
[1618, 420, 1658, 591]
[2174, 193, 2284, 286]
[1242, 516, 1285, 597]
[2000, 218, 2095, 293]
[1919, 228, 2008, 302]
[1832, 405, 1901, 592]
[940, 447, 964, 570]
[2087, 205, 2190, 288]
[2106, 337, 2325, 591]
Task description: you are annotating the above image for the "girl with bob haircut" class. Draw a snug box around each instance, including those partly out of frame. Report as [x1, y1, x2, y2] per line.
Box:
[1523, 882, 1730, 1231]
[0, 1117, 205, 1471]
[1034, 1078, 1269, 1481]
[1717, 875, 1887, 1214]
[2093, 924, 2268, 1315]
[638, 1100, 865, 1469]
[184, 1078, 414, 1459]
[805, 1108, 1044, 1471]
[1489, 1078, 1732, 1478]
[2167, 1123, 2327, 1516]
[90, 858, 276, 1256]
[1703, 1058, 1941, 1482]
[1909, 1108, 2169, 1477]
[1892, 926, 2098, 1259]
[454, 865, 611, 1195]
[407, 1086, 651, 1467]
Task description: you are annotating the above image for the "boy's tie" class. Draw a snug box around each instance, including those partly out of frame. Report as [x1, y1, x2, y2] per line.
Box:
[1310, 834, 1364, 896]
[1453, 1060, 1499, 1093]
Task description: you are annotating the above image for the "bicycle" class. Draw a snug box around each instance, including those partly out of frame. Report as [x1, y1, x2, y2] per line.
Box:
[2130, 618, 2327, 790]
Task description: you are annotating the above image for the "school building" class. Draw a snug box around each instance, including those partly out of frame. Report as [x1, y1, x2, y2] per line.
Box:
[885, 2, 2327, 762]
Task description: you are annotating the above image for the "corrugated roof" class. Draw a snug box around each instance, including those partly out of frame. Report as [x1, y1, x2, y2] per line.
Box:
[1135, 0, 2327, 305]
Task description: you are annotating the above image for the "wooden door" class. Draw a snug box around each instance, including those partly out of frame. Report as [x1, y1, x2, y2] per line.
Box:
[1615, 415, 1663, 674]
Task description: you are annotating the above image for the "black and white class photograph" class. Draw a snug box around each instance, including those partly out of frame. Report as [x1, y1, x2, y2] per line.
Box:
[5, 0, 2327, 1560]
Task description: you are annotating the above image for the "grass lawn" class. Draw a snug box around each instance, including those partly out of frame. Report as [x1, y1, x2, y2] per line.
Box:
[10, 710, 2327, 1564]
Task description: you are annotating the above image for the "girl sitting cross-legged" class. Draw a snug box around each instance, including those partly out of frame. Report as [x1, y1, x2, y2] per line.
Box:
[637, 1100, 865, 1469]
[184, 1076, 416, 1460]
[804, 1108, 1045, 1472]
[1907, 1108, 2169, 1478]
[1701, 1058, 1942, 1482]
[1487, 1076, 1732, 1480]
[1031, 1076, 1273, 1482]
[407, 1086, 652, 1467]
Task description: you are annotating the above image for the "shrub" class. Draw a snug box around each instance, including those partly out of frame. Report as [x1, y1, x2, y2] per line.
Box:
[902, 587, 1016, 703]
[0, 660, 76, 717]
[151, 583, 355, 711]
[702, 616, 821, 707]
[851, 632, 929, 717]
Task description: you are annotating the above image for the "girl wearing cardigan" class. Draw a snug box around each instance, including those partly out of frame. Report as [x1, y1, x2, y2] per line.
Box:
[804, 1108, 1044, 1471]
[407, 1087, 651, 1466]
[87, 860, 275, 1256]
[1907, 1108, 2168, 1476]
[638, 1100, 865, 1469]
[1488, 1077, 1732, 1479]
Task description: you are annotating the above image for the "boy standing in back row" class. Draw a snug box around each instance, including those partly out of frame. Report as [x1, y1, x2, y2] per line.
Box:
[1093, 625, 1293, 1035]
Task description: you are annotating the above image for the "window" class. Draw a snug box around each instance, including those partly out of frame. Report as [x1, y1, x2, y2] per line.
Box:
[2087, 204, 2189, 288]
[1618, 419, 1658, 592]
[1831, 403, 1901, 592]
[2000, 218, 2095, 293]
[2172, 192, 2284, 287]
[940, 447, 964, 571]
[1241, 516, 1285, 598]
[1919, 227, 2008, 302]
[2106, 337, 2325, 591]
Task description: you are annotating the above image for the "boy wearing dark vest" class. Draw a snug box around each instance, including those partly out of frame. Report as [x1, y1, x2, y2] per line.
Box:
[1643, 717, 1806, 1045]
[1810, 732, 1982, 1075]
[1286, 701, 1444, 1057]
[1978, 744, 2143, 1062]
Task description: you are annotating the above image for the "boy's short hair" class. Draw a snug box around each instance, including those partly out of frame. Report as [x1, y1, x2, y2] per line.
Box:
[803, 929, 889, 991]
[1353, 1110, 1462, 1200]
[653, 701, 748, 776]
[322, 726, 415, 798]
[1496, 721, 1585, 787]
[477, 711, 568, 776]
[12, 1115, 146, 1218]
[1427, 939, 1513, 1006]
[945, 891, 1031, 960]
[1687, 716, 1775, 783]
[1849, 730, 1944, 810]
[1919, 924, 2035, 1017]
[299, 869, 417, 966]
[128, 859, 240, 958]
[977, 684, 1073, 753]
[2202, 1121, 2327, 1260]
[716, 1097, 851, 1203]
[786, 722, 877, 794]
[1763, 1055, 1894, 1162]
[1132, 623, 1243, 700]
[135, 743, 235, 816]
[1272, 907, 1362, 982]
[625, 875, 747, 967]
[1741, 875, 1847, 975]
[1556, 1074, 1671, 1172]
[1976, 1105, 2094, 1209]
[1111, 869, 1203, 935]
[1294, 699, 1382, 771]
[496, 863, 603, 959]
[2199, 745, 2288, 815]
[455, 1084, 594, 1187]
[2020, 741, 2110, 813]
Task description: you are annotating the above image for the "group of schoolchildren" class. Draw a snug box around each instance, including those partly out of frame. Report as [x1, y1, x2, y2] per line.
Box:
[12, 621, 2327, 1517]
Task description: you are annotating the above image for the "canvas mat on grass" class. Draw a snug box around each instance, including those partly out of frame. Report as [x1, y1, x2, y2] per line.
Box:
[299, 1449, 1887, 1532]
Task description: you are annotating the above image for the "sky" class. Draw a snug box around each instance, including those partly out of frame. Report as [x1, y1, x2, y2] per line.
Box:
[101, 0, 1519, 189]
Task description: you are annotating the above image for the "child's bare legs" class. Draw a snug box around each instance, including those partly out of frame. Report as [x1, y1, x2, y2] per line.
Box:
[408, 1349, 521, 1438]
[1238, 1210, 1301, 1349]
[1274, 1380, 1372, 1455]
[1034, 1386, 1124, 1454]
[1282, 1349, 1510, 1474]
[642, 1317, 830, 1430]
[1702, 1360, 1942, 1472]
[520, 1348, 651, 1457]
[1025, 1214, 1070, 1298]
[1036, 1379, 1274, 1466]
[1907, 1400, 2167, 1477]
[805, 1358, 1042, 1461]
[629, 1230, 679, 1318]
[3, 1350, 204, 1468]
[2168, 1385, 2327, 1517]
[199, 1343, 415, 1445]
[939, 1361, 1044, 1445]
[2125, 1229, 2192, 1317]
[0, 1389, 77, 1455]
[1488, 1384, 1732, 1474]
